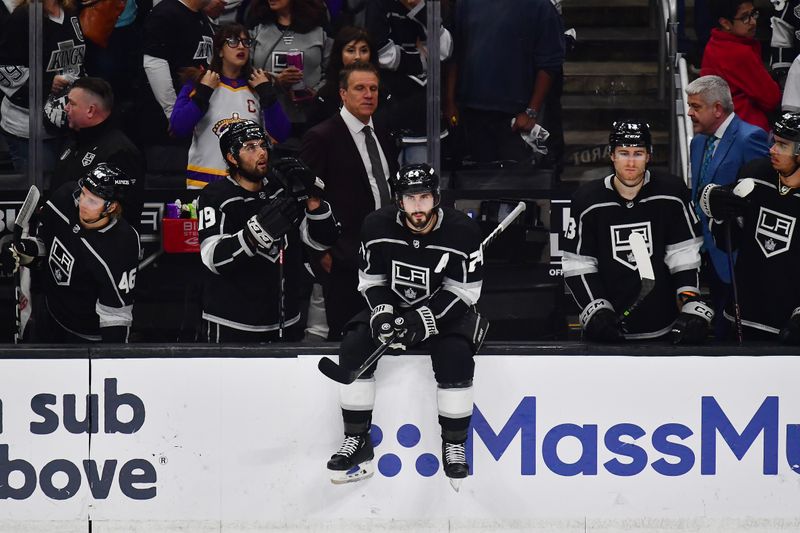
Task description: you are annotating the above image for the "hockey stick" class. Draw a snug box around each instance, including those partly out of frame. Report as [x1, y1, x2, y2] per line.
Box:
[13, 185, 41, 344]
[278, 243, 285, 339]
[318, 201, 527, 385]
[620, 231, 655, 322]
[726, 178, 754, 345]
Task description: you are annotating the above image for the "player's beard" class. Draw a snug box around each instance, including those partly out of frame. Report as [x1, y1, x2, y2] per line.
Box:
[237, 159, 268, 183]
[405, 209, 436, 232]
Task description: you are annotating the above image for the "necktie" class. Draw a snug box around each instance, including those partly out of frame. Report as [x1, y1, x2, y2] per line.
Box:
[362, 125, 391, 206]
[698, 135, 718, 190]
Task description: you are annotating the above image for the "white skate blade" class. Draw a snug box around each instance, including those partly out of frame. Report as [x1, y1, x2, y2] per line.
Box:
[329, 460, 374, 484]
[734, 178, 755, 198]
[449, 477, 462, 492]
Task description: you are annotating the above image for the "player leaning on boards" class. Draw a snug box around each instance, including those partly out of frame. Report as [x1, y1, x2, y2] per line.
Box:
[698, 111, 800, 342]
[12, 164, 140, 342]
[197, 118, 340, 342]
[325, 164, 486, 490]
[562, 120, 712, 343]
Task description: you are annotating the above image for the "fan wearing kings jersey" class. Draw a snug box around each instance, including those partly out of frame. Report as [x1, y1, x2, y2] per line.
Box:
[13, 164, 140, 343]
[325, 163, 487, 487]
[197, 118, 339, 342]
[562, 120, 711, 343]
[699, 111, 800, 342]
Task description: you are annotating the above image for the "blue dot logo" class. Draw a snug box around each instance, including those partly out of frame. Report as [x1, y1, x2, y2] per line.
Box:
[372, 423, 439, 477]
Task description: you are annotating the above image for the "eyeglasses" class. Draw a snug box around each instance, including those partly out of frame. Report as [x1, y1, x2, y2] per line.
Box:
[241, 140, 269, 153]
[224, 36, 253, 48]
[733, 9, 759, 24]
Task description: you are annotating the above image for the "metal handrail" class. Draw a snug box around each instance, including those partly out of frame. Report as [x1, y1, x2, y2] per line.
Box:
[677, 56, 694, 184]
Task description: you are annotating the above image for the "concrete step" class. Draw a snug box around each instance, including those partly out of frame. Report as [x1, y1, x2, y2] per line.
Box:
[563, 61, 658, 95]
[563, 0, 651, 27]
[569, 27, 659, 61]
[561, 94, 669, 130]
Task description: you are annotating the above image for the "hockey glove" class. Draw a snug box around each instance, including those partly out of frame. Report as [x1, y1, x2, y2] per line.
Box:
[699, 184, 749, 220]
[369, 304, 396, 346]
[671, 297, 713, 345]
[245, 196, 301, 249]
[580, 299, 623, 342]
[780, 307, 800, 345]
[271, 157, 325, 201]
[392, 306, 439, 350]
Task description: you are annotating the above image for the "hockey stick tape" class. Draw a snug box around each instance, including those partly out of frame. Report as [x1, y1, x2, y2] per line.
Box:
[733, 178, 755, 198]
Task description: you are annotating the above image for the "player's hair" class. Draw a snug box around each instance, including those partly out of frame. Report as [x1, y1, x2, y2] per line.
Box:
[685, 75, 734, 113]
[709, 0, 751, 24]
[72, 77, 114, 112]
[338, 61, 380, 91]
[244, 0, 326, 33]
[16, 0, 76, 12]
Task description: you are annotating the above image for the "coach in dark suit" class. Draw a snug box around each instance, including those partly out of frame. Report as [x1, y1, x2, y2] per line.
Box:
[301, 62, 399, 340]
[686, 75, 768, 336]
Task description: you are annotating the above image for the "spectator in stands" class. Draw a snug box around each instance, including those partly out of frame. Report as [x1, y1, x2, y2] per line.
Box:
[55, 77, 145, 229]
[447, 0, 565, 169]
[701, 0, 780, 132]
[0, 0, 85, 173]
[141, 0, 215, 144]
[686, 75, 769, 338]
[300, 62, 398, 340]
[365, 0, 453, 165]
[307, 25, 383, 127]
[248, 0, 331, 144]
[170, 23, 289, 189]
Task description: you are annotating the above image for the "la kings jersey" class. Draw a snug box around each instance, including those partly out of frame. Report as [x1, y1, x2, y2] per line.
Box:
[197, 175, 338, 332]
[712, 158, 800, 334]
[563, 171, 703, 339]
[358, 206, 483, 325]
[36, 183, 140, 341]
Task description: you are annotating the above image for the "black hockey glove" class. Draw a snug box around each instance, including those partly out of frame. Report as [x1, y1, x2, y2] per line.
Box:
[780, 307, 800, 345]
[370, 304, 397, 346]
[245, 195, 301, 249]
[392, 306, 439, 350]
[699, 184, 749, 220]
[580, 299, 623, 342]
[671, 297, 714, 345]
[271, 157, 325, 202]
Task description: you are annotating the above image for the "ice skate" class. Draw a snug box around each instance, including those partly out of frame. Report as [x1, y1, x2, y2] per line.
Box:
[442, 441, 468, 492]
[327, 433, 374, 484]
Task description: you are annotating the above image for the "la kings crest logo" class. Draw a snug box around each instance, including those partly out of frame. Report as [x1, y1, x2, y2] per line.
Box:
[49, 237, 75, 286]
[610, 221, 652, 270]
[194, 36, 213, 62]
[46, 40, 85, 76]
[755, 206, 795, 258]
[391, 260, 430, 305]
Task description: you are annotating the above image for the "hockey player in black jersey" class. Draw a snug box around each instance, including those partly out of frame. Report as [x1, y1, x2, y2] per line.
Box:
[12, 164, 140, 342]
[325, 163, 486, 489]
[699, 111, 800, 342]
[563, 120, 712, 343]
[197, 118, 340, 342]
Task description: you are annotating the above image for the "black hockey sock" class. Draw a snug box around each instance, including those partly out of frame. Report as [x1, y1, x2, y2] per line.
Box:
[439, 415, 470, 443]
[342, 408, 372, 436]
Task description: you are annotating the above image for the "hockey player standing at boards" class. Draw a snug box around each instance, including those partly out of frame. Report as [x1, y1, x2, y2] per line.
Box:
[562, 120, 712, 343]
[699, 111, 800, 342]
[13, 164, 140, 342]
[326, 163, 487, 488]
[197, 118, 340, 342]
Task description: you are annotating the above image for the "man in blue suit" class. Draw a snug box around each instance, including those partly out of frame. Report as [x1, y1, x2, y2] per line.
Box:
[686, 75, 769, 337]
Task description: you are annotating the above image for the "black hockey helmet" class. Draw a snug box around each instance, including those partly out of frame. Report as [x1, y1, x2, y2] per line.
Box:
[774, 112, 800, 145]
[609, 120, 652, 153]
[392, 163, 440, 208]
[216, 116, 271, 163]
[78, 163, 131, 203]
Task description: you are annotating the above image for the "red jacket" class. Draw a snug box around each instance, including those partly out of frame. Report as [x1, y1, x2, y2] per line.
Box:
[701, 28, 781, 132]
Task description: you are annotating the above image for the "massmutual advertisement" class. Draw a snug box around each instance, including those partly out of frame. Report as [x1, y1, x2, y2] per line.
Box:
[1, 355, 799, 532]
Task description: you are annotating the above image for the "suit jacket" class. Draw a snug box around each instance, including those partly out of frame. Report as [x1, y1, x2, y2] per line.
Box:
[300, 113, 399, 336]
[690, 114, 769, 282]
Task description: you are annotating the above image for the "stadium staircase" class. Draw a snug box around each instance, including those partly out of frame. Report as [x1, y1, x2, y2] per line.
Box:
[560, 0, 673, 186]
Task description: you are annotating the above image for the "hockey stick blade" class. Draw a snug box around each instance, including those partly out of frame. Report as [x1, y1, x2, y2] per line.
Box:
[481, 201, 526, 249]
[318, 333, 398, 384]
[14, 185, 41, 237]
[621, 232, 655, 319]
